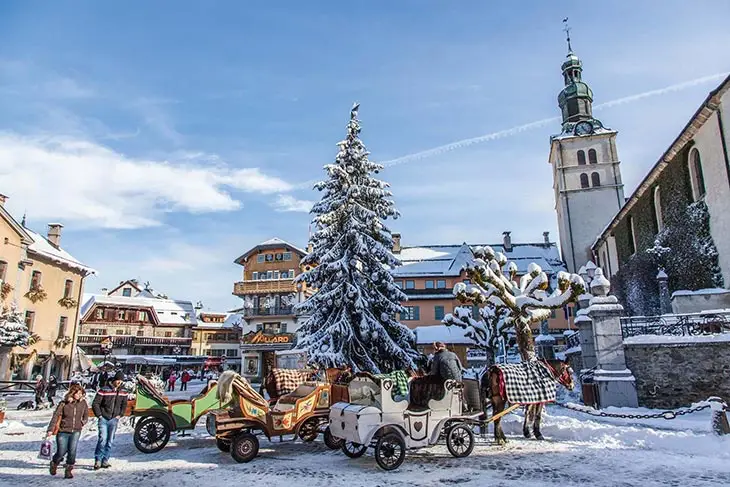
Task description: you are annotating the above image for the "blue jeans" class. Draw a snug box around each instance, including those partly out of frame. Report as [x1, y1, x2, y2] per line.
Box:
[95, 417, 118, 462]
[53, 431, 81, 466]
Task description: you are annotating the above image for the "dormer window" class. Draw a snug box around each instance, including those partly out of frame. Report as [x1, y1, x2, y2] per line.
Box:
[122, 287, 132, 297]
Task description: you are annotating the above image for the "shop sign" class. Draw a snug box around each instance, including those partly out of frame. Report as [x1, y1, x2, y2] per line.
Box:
[242, 331, 294, 345]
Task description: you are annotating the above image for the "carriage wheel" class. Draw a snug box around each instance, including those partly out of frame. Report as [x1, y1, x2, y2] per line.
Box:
[297, 418, 321, 442]
[446, 424, 475, 458]
[323, 426, 344, 450]
[231, 432, 259, 463]
[374, 433, 406, 471]
[341, 441, 367, 458]
[216, 438, 231, 452]
[133, 416, 171, 453]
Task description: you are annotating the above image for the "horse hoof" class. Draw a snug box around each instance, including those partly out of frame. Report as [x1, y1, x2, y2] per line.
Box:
[523, 429, 532, 439]
[535, 434, 544, 441]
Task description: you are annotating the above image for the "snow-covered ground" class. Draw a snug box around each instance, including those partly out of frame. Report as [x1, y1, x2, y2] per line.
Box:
[1, 382, 729, 486]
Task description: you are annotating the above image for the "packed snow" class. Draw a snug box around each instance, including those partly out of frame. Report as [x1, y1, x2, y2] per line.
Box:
[2, 380, 729, 486]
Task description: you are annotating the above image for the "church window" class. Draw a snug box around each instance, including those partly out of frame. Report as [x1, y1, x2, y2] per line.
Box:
[627, 216, 637, 255]
[580, 173, 589, 188]
[577, 150, 586, 165]
[588, 149, 597, 164]
[653, 186, 663, 233]
[688, 148, 706, 201]
[591, 172, 601, 187]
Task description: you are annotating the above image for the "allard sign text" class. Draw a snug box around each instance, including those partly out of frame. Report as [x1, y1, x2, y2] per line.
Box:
[243, 331, 294, 345]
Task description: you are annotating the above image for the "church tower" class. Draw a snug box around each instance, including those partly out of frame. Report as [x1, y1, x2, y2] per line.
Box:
[548, 26, 625, 273]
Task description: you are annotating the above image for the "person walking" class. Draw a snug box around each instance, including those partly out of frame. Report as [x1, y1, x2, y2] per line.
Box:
[46, 384, 88, 479]
[167, 371, 177, 392]
[91, 371, 126, 470]
[34, 375, 47, 409]
[429, 342, 463, 382]
[180, 370, 190, 391]
[47, 375, 59, 407]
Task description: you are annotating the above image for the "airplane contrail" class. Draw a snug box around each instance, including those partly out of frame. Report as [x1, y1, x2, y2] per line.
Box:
[293, 72, 729, 188]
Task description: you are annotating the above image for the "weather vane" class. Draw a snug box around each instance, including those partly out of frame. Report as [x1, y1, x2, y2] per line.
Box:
[562, 17, 572, 52]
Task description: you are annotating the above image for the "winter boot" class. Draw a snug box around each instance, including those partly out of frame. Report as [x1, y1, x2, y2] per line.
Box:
[64, 466, 73, 479]
[93, 460, 101, 470]
[49, 461, 59, 476]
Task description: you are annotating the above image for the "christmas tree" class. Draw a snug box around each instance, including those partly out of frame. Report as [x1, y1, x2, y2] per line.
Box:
[0, 301, 31, 347]
[295, 104, 420, 373]
[445, 246, 584, 362]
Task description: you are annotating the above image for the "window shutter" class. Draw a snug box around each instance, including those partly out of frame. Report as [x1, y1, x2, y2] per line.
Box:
[414, 306, 420, 320]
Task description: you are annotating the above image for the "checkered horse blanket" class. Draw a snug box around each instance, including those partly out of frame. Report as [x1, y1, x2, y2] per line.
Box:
[490, 360, 557, 405]
[265, 369, 317, 399]
[374, 370, 410, 399]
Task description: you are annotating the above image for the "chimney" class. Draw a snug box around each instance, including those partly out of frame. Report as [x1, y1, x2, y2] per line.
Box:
[47, 223, 63, 247]
[543, 231, 550, 245]
[502, 231, 512, 252]
[392, 233, 401, 254]
[0, 194, 7, 207]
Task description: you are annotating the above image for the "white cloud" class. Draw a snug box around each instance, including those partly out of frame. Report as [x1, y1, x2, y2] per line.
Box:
[271, 194, 314, 213]
[0, 133, 294, 229]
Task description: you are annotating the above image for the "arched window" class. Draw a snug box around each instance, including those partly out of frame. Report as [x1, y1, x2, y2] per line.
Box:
[688, 148, 706, 201]
[591, 172, 600, 187]
[588, 149, 598, 164]
[653, 186, 663, 232]
[577, 150, 586, 165]
[627, 215, 637, 255]
[580, 173, 589, 188]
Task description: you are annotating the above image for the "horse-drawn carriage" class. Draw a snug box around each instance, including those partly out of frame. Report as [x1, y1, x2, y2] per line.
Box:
[329, 358, 575, 470]
[131, 375, 222, 453]
[207, 369, 349, 462]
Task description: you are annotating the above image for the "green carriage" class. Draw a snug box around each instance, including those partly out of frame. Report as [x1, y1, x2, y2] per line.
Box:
[132, 375, 223, 453]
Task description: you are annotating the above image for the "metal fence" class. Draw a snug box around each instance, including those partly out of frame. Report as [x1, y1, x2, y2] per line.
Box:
[620, 311, 730, 339]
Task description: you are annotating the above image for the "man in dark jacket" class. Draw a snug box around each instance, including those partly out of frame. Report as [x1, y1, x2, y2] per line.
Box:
[430, 342, 463, 382]
[91, 371, 126, 470]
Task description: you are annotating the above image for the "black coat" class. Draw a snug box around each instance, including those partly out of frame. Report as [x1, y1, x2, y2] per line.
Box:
[91, 385, 127, 420]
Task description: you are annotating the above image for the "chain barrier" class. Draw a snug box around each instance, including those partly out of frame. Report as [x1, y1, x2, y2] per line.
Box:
[555, 401, 713, 420]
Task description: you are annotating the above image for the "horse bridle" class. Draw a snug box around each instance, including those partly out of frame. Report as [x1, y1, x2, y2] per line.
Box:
[541, 359, 572, 387]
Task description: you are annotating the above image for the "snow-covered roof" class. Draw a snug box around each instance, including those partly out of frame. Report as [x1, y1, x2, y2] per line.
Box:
[671, 288, 730, 297]
[21, 227, 95, 275]
[393, 242, 566, 278]
[413, 325, 474, 345]
[194, 312, 244, 329]
[234, 237, 307, 264]
[81, 294, 197, 326]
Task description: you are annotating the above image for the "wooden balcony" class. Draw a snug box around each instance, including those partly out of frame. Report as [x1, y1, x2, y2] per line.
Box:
[233, 280, 297, 296]
[76, 335, 192, 347]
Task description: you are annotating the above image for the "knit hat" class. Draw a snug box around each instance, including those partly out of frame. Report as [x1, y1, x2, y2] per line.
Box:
[113, 371, 125, 381]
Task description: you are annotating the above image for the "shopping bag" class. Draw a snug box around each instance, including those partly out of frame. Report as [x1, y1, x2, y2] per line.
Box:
[38, 439, 52, 460]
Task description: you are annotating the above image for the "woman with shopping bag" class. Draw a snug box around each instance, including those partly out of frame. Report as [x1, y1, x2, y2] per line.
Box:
[45, 383, 88, 479]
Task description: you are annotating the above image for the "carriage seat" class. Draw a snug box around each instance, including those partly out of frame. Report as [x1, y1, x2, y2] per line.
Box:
[407, 375, 446, 411]
[135, 375, 169, 406]
[276, 383, 318, 405]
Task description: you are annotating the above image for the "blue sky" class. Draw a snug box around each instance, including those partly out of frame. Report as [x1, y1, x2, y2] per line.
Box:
[1, 1, 729, 311]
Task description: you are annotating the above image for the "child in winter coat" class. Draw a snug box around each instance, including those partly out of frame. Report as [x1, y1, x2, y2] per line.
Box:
[46, 384, 88, 479]
[167, 372, 177, 391]
[180, 370, 190, 391]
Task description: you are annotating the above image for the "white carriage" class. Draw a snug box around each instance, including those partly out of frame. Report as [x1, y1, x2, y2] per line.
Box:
[328, 376, 480, 470]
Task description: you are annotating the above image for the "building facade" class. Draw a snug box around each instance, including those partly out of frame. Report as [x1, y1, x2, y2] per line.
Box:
[0, 198, 95, 380]
[192, 312, 243, 372]
[78, 280, 197, 362]
[391, 232, 576, 366]
[548, 48, 625, 273]
[232, 238, 310, 382]
[593, 76, 730, 315]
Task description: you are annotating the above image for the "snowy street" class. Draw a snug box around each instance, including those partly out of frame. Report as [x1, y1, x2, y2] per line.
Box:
[1, 383, 728, 487]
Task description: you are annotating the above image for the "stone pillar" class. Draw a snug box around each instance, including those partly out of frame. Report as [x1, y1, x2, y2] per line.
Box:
[535, 321, 556, 360]
[575, 293, 596, 372]
[657, 269, 672, 315]
[587, 268, 639, 408]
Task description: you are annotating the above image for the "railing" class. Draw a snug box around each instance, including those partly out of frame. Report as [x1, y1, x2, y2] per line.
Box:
[242, 306, 294, 317]
[233, 280, 297, 295]
[76, 335, 192, 347]
[620, 311, 730, 339]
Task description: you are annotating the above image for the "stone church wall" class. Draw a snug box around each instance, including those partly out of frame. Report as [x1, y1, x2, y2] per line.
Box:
[624, 339, 730, 409]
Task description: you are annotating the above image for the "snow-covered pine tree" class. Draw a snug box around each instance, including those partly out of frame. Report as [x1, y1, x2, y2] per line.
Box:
[295, 104, 420, 373]
[446, 246, 584, 362]
[0, 301, 31, 347]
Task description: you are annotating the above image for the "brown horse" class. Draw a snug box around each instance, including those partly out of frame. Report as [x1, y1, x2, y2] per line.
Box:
[481, 359, 574, 445]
